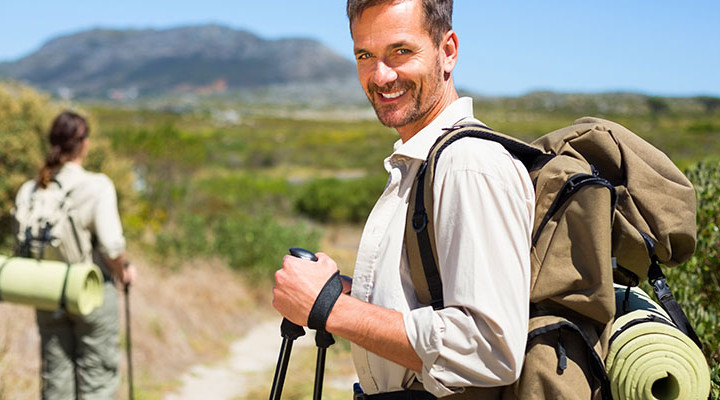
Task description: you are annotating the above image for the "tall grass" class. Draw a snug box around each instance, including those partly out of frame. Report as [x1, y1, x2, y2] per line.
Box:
[669, 160, 720, 396]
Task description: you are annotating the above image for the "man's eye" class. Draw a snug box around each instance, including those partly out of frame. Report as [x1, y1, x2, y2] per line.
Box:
[357, 53, 372, 60]
[397, 49, 411, 55]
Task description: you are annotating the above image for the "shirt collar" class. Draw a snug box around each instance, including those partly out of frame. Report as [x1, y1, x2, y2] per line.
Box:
[55, 162, 84, 182]
[390, 97, 475, 162]
[59, 162, 84, 174]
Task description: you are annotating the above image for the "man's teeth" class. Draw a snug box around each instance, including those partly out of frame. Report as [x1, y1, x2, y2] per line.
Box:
[381, 90, 406, 99]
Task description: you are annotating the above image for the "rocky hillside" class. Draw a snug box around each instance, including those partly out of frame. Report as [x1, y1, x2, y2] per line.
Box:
[0, 25, 359, 100]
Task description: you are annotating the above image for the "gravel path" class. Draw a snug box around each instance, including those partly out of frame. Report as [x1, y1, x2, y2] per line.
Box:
[165, 317, 316, 400]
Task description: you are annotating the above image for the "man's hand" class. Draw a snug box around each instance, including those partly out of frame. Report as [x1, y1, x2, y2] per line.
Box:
[272, 252, 338, 326]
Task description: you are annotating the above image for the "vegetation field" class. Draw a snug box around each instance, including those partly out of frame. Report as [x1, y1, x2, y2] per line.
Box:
[1, 82, 719, 398]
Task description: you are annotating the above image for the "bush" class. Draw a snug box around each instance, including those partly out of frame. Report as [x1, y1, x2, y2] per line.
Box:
[671, 159, 720, 396]
[191, 173, 292, 216]
[0, 82, 136, 250]
[645, 159, 720, 397]
[294, 175, 387, 223]
[155, 211, 321, 280]
[0, 82, 56, 250]
[213, 213, 321, 279]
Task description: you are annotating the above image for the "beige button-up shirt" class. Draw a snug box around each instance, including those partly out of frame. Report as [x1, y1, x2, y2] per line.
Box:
[350, 97, 535, 397]
[16, 163, 126, 269]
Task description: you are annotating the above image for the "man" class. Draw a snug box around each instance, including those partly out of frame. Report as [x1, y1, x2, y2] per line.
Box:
[15, 111, 136, 399]
[273, 0, 534, 397]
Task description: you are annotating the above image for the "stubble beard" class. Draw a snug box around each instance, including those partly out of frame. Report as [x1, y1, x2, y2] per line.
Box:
[367, 58, 444, 129]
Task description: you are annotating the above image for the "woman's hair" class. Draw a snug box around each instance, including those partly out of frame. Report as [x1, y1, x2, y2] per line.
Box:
[37, 111, 89, 188]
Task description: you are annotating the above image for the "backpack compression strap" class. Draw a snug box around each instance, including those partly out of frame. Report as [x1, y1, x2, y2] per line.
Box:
[641, 233, 703, 348]
[404, 123, 549, 309]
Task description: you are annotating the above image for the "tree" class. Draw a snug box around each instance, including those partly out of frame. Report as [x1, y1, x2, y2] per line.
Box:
[0, 81, 136, 251]
[646, 96, 669, 119]
[695, 96, 720, 115]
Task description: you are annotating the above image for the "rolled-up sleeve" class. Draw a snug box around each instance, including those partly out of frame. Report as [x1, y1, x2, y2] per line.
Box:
[93, 176, 126, 259]
[404, 140, 534, 396]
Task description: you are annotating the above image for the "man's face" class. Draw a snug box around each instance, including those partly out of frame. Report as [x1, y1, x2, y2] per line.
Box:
[351, 0, 447, 135]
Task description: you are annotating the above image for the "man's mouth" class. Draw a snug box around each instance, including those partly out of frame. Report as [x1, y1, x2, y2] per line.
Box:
[379, 89, 406, 100]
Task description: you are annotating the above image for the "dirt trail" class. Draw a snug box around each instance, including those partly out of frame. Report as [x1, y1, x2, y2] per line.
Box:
[165, 317, 318, 400]
[164, 225, 363, 400]
[0, 226, 363, 399]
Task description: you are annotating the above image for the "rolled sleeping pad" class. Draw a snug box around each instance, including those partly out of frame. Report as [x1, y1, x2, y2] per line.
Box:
[0, 255, 104, 316]
[607, 284, 710, 400]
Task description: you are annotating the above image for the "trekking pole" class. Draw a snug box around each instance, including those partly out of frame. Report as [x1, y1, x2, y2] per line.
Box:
[313, 330, 334, 400]
[312, 275, 349, 400]
[269, 318, 305, 400]
[123, 263, 134, 400]
[269, 248, 316, 400]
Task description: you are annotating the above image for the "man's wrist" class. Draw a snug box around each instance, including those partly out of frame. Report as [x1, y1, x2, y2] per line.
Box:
[307, 271, 343, 331]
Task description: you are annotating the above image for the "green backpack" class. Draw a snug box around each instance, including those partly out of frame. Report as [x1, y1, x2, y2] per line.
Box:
[404, 117, 697, 399]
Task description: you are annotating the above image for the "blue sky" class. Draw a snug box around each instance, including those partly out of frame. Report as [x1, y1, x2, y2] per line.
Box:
[0, 0, 718, 97]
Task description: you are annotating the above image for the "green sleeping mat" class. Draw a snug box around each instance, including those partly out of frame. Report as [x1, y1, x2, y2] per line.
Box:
[607, 285, 710, 400]
[0, 255, 104, 316]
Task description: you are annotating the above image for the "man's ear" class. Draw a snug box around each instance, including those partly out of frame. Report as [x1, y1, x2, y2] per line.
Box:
[441, 30, 459, 74]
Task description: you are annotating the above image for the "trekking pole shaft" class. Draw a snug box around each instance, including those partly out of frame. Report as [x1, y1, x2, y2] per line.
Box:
[124, 283, 134, 400]
[313, 329, 335, 400]
[268, 248, 316, 400]
[313, 347, 327, 400]
[269, 338, 294, 400]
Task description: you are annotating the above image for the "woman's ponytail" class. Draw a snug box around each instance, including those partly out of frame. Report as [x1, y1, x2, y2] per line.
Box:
[36, 111, 89, 188]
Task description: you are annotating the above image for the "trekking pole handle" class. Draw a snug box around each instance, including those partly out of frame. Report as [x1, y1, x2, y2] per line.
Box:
[289, 248, 318, 262]
[123, 261, 131, 293]
[280, 248, 319, 340]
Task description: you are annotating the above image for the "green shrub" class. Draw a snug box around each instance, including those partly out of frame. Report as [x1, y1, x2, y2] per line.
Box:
[191, 173, 292, 216]
[155, 211, 320, 280]
[0, 82, 137, 250]
[0, 83, 55, 250]
[672, 159, 720, 396]
[646, 159, 720, 397]
[294, 175, 387, 223]
[213, 213, 320, 279]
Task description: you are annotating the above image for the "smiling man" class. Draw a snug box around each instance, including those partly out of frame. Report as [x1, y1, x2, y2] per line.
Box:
[272, 1, 535, 398]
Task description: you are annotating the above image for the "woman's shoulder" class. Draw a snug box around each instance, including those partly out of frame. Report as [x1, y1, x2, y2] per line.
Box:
[57, 165, 116, 200]
[15, 179, 38, 202]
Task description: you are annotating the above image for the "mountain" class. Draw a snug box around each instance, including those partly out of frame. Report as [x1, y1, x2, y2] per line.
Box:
[0, 25, 362, 101]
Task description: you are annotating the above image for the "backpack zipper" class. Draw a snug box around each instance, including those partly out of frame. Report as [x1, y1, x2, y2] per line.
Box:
[532, 173, 616, 246]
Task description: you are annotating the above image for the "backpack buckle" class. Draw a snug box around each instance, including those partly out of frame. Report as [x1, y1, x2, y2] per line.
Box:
[412, 211, 427, 232]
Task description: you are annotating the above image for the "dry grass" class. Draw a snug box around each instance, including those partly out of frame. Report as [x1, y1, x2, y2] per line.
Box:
[0, 303, 39, 399]
[0, 224, 363, 400]
[238, 337, 357, 400]
[319, 224, 363, 277]
[0, 251, 271, 400]
[122, 255, 271, 399]
[238, 224, 362, 400]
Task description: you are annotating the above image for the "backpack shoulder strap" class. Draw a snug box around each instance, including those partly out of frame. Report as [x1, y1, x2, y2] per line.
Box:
[405, 123, 548, 308]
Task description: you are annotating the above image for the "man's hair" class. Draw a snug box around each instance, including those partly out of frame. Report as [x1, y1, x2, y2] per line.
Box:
[347, 0, 453, 46]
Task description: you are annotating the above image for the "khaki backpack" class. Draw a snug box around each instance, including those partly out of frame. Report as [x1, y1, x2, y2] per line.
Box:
[12, 179, 93, 265]
[404, 117, 697, 399]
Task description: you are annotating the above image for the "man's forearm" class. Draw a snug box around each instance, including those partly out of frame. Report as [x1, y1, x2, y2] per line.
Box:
[325, 294, 423, 373]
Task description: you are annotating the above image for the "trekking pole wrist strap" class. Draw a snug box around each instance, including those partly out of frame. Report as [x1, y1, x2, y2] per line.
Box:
[308, 270, 343, 331]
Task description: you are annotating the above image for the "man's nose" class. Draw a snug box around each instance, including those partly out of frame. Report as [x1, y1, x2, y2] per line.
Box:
[373, 60, 398, 87]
